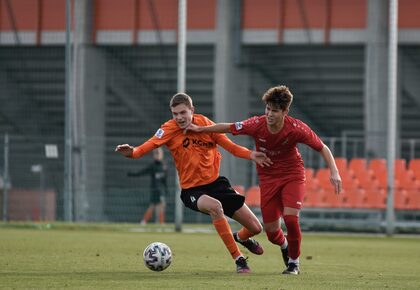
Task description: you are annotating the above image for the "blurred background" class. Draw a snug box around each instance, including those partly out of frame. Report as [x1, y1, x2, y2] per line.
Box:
[1, 0, 420, 232]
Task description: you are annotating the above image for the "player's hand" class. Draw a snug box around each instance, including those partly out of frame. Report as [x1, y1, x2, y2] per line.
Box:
[183, 123, 204, 134]
[115, 144, 134, 157]
[250, 151, 272, 167]
[330, 171, 342, 194]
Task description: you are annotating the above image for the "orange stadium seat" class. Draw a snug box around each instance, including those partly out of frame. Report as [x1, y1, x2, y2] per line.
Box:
[394, 159, 407, 175]
[369, 158, 387, 174]
[315, 168, 335, 191]
[305, 168, 315, 181]
[409, 159, 420, 181]
[363, 188, 386, 209]
[401, 177, 420, 191]
[394, 189, 409, 210]
[321, 190, 341, 208]
[303, 189, 324, 208]
[340, 188, 366, 208]
[245, 186, 261, 207]
[334, 157, 348, 174]
[341, 170, 359, 191]
[356, 171, 380, 191]
[305, 168, 321, 192]
[349, 158, 368, 173]
[406, 190, 420, 210]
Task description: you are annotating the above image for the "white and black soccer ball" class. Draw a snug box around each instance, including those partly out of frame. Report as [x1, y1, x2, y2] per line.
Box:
[143, 242, 172, 271]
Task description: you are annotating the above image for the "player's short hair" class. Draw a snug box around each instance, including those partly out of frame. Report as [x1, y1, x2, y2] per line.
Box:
[170, 93, 193, 109]
[262, 85, 293, 111]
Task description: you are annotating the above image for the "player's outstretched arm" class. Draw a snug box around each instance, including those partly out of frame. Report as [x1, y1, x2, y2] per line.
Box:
[185, 123, 232, 134]
[215, 134, 272, 167]
[116, 141, 158, 159]
[250, 151, 273, 167]
[115, 144, 134, 157]
[319, 144, 342, 194]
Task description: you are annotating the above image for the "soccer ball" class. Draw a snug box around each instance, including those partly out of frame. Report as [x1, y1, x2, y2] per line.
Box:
[143, 242, 172, 271]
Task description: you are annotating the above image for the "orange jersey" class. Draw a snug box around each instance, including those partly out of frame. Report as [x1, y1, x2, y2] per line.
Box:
[131, 114, 252, 189]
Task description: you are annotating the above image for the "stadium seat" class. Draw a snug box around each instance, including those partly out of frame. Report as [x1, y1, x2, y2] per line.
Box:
[334, 157, 348, 174]
[409, 159, 420, 181]
[305, 168, 315, 181]
[356, 171, 380, 190]
[303, 189, 324, 208]
[394, 189, 409, 210]
[340, 188, 366, 208]
[232, 185, 245, 196]
[321, 190, 341, 208]
[315, 168, 335, 191]
[394, 159, 407, 175]
[245, 186, 261, 207]
[369, 158, 387, 174]
[305, 168, 321, 191]
[341, 171, 359, 191]
[368, 159, 409, 190]
[406, 190, 420, 210]
[316, 167, 357, 193]
[397, 170, 418, 191]
[349, 158, 368, 173]
[363, 188, 386, 209]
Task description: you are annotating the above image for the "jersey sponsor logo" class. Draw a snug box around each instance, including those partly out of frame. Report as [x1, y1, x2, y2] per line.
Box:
[155, 128, 165, 138]
[235, 122, 243, 130]
[259, 138, 266, 142]
[259, 146, 282, 156]
[192, 139, 214, 148]
[182, 137, 214, 148]
[183, 137, 190, 147]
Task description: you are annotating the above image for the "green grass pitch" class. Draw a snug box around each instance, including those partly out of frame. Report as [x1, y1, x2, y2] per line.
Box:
[1, 223, 420, 289]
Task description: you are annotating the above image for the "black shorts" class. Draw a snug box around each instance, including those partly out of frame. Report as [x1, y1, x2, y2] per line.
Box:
[180, 176, 245, 218]
[150, 188, 165, 205]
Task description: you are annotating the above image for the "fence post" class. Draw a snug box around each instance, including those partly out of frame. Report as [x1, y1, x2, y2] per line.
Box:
[2, 133, 9, 222]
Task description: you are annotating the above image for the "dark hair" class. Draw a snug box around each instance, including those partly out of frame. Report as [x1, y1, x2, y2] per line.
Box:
[170, 93, 193, 109]
[261, 85, 293, 111]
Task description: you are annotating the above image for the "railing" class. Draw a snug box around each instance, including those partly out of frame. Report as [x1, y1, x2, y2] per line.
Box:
[1, 133, 420, 230]
[300, 136, 420, 169]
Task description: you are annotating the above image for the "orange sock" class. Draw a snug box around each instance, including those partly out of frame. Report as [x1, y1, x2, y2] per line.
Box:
[213, 217, 242, 259]
[237, 227, 254, 241]
[142, 207, 153, 223]
[159, 210, 165, 224]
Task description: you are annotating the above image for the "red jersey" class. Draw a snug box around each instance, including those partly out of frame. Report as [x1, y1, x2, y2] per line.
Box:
[131, 114, 252, 189]
[230, 115, 323, 183]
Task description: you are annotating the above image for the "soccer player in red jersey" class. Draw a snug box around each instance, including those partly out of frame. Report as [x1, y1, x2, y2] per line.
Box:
[116, 93, 272, 273]
[185, 85, 342, 275]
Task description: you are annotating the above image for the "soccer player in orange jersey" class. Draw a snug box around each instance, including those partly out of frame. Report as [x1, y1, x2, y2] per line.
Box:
[115, 93, 272, 273]
[185, 85, 342, 275]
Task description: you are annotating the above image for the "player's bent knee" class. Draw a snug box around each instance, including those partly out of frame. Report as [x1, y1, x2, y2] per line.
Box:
[209, 202, 224, 217]
[199, 198, 224, 218]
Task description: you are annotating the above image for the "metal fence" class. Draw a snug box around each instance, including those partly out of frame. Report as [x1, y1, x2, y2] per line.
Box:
[2, 132, 420, 230]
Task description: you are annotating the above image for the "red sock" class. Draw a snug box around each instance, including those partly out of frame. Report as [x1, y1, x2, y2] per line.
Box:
[213, 217, 242, 259]
[266, 229, 286, 246]
[283, 215, 301, 260]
